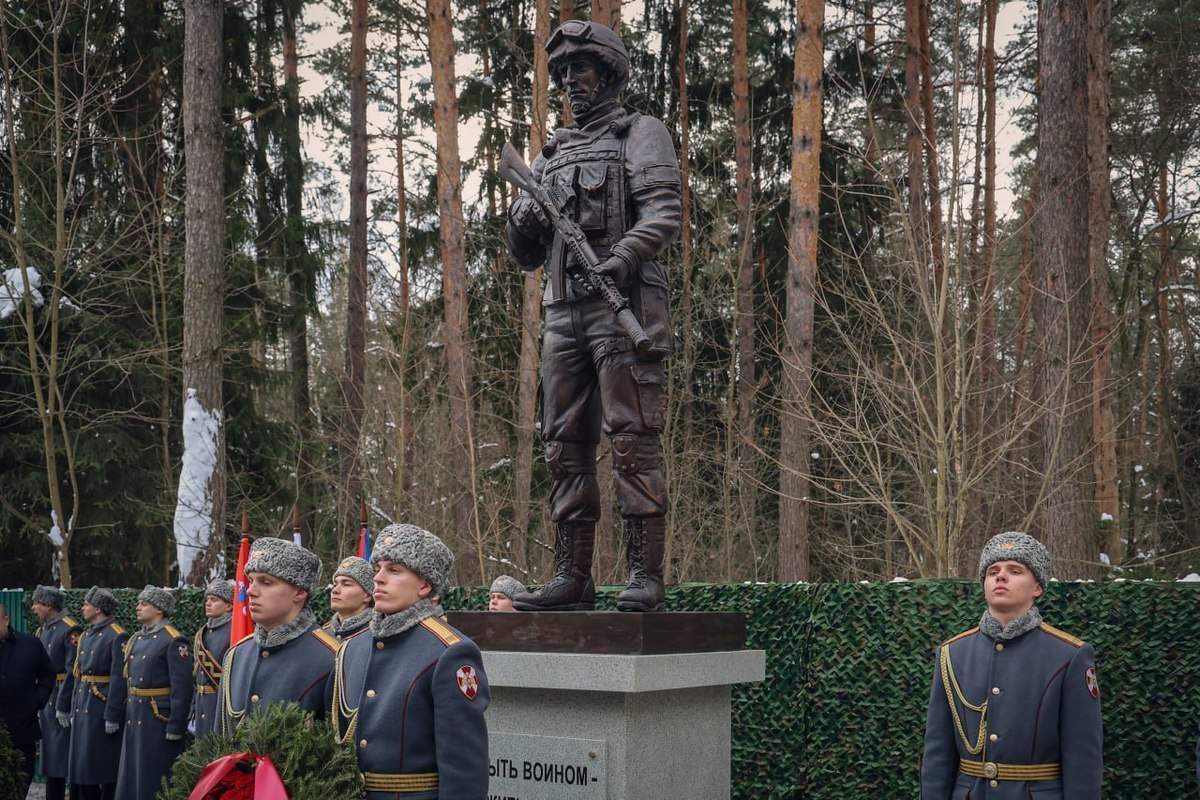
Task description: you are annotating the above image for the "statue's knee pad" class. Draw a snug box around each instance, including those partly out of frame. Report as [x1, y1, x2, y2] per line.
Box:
[545, 441, 597, 481]
[609, 433, 661, 475]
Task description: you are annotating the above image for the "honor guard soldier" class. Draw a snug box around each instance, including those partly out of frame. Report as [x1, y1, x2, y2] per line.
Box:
[330, 524, 490, 799]
[216, 537, 338, 732]
[60, 587, 129, 800]
[921, 532, 1103, 799]
[487, 575, 526, 612]
[192, 579, 233, 738]
[505, 21, 682, 613]
[31, 585, 81, 800]
[113, 586, 193, 800]
[325, 556, 374, 641]
[0, 602, 55, 800]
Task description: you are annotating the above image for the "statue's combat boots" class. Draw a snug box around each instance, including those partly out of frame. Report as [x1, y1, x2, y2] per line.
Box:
[615, 516, 665, 612]
[512, 522, 596, 611]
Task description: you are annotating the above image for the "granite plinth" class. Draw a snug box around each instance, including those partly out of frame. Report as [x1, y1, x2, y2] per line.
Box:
[467, 612, 764, 800]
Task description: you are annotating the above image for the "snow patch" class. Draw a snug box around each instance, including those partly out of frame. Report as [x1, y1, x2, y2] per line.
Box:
[1180, 573, 1200, 583]
[172, 389, 223, 585]
[48, 510, 65, 546]
[1099, 552, 1111, 566]
[1, 267, 44, 320]
[1100, 512, 1113, 522]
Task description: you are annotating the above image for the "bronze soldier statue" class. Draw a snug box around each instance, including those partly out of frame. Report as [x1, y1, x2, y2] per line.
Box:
[505, 20, 681, 613]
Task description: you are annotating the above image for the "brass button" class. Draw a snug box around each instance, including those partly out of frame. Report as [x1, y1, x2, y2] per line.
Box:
[250, 694, 260, 703]
[261, 651, 270, 658]
[366, 689, 376, 698]
[995, 643, 1004, 652]
[991, 687, 1000, 695]
[358, 739, 368, 748]
[989, 733, 998, 742]
[989, 779, 998, 788]
[376, 641, 384, 650]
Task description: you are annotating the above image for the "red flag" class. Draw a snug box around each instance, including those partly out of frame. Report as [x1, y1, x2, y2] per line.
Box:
[356, 499, 371, 560]
[231, 535, 252, 645]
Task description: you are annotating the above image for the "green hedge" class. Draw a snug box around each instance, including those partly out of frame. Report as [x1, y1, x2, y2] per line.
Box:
[17, 580, 1200, 798]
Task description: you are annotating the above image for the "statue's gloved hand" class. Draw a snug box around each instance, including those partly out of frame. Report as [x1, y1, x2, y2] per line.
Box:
[104, 721, 120, 735]
[593, 245, 638, 285]
[56, 711, 71, 728]
[165, 732, 183, 741]
[509, 196, 551, 238]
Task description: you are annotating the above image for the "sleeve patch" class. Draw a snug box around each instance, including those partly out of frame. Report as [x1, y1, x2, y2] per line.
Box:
[456, 664, 480, 700]
[1085, 666, 1100, 699]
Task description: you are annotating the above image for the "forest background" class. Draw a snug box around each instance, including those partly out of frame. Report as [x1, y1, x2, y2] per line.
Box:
[1, 0, 1197, 591]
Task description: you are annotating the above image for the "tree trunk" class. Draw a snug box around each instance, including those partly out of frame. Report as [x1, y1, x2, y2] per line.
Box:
[591, 0, 620, 31]
[904, 0, 928, 269]
[427, 0, 483, 585]
[179, 0, 227, 585]
[393, 21, 414, 521]
[918, 0, 945, 288]
[339, 0, 368, 554]
[779, 0, 823, 582]
[511, 0, 551, 576]
[1036, 0, 1096, 575]
[732, 0, 757, 558]
[281, 0, 315, 534]
[1087, 0, 1119, 562]
[663, 0, 693, 583]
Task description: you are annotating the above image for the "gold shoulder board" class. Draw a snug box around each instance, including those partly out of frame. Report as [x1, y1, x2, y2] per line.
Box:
[1040, 623, 1084, 647]
[420, 616, 461, 648]
[312, 628, 341, 653]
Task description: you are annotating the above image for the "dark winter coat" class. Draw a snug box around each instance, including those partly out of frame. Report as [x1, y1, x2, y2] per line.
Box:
[113, 622, 194, 800]
[37, 612, 81, 777]
[0, 627, 55, 746]
[59, 617, 129, 785]
[921, 623, 1103, 799]
[191, 619, 230, 738]
[329, 616, 490, 800]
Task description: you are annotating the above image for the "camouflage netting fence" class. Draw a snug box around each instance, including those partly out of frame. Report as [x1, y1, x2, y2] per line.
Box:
[19, 580, 1199, 798]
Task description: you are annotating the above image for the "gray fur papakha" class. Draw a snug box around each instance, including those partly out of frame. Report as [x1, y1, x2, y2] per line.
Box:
[137, 585, 176, 615]
[204, 579, 234, 605]
[333, 556, 375, 597]
[244, 536, 323, 596]
[83, 586, 118, 616]
[370, 524, 454, 598]
[978, 530, 1052, 589]
[489, 575, 526, 599]
[32, 584, 66, 609]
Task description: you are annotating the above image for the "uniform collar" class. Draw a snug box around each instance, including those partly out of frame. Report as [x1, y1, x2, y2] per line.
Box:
[370, 598, 437, 639]
[255, 607, 316, 649]
[329, 607, 373, 637]
[205, 612, 232, 631]
[979, 605, 1043, 641]
[139, 619, 169, 636]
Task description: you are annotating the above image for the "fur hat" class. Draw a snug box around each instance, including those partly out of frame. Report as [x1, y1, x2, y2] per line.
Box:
[137, 585, 176, 616]
[204, 579, 234, 605]
[83, 586, 118, 617]
[978, 531, 1052, 589]
[370, 524, 454, 599]
[489, 575, 527, 599]
[244, 537, 322, 597]
[32, 585, 66, 610]
[333, 556, 375, 598]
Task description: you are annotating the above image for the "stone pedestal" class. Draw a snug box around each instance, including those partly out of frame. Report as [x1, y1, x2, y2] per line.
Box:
[447, 612, 765, 800]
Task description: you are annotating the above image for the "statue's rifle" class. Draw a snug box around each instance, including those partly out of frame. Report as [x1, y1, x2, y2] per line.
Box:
[499, 142, 652, 356]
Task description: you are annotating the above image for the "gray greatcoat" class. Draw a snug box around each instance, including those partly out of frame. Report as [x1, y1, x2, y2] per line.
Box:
[191, 618, 230, 738]
[215, 623, 338, 732]
[330, 616, 490, 800]
[37, 612, 81, 779]
[113, 623, 194, 800]
[921, 623, 1103, 799]
[58, 617, 129, 786]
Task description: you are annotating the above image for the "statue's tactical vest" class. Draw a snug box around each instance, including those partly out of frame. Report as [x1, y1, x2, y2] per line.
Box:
[542, 117, 635, 304]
